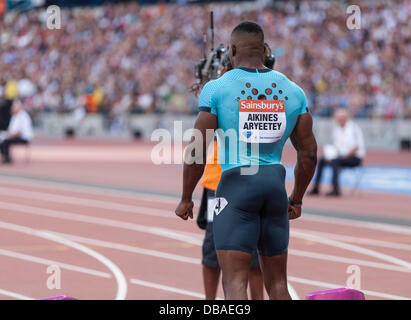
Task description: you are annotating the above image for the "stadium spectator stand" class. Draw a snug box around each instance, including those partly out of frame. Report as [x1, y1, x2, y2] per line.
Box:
[0, 0, 409, 122]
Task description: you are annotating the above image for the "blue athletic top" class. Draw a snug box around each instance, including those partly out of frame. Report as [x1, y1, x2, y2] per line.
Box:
[198, 67, 308, 172]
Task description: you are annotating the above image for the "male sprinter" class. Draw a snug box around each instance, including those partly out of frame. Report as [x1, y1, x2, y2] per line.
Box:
[197, 46, 276, 300]
[198, 140, 263, 300]
[175, 22, 317, 300]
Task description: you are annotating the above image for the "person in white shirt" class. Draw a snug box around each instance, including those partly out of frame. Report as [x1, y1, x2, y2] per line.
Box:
[0, 99, 33, 164]
[309, 108, 365, 196]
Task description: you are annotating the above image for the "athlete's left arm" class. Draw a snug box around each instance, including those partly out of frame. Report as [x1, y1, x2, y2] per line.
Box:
[175, 111, 217, 220]
[289, 112, 318, 219]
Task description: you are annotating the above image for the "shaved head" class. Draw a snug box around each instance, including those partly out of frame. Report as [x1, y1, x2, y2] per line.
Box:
[231, 21, 264, 41]
[229, 22, 266, 69]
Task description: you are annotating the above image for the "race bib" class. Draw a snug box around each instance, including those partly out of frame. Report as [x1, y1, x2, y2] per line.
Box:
[239, 100, 286, 143]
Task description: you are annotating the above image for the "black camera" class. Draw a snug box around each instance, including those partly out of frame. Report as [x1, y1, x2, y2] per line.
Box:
[193, 12, 276, 91]
[194, 44, 230, 86]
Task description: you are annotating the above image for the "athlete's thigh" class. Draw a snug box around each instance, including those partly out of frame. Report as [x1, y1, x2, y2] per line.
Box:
[213, 167, 262, 254]
[216, 250, 254, 277]
[213, 204, 260, 254]
[258, 252, 289, 288]
[258, 165, 289, 256]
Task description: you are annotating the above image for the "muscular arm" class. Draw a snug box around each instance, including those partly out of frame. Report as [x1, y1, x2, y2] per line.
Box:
[289, 112, 317, 204]
[176, 111, 217, 220]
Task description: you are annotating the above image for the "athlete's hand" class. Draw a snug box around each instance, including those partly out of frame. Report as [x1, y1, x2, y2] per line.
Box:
[175, 200, 194, 220]
[288, 204, 301, 220]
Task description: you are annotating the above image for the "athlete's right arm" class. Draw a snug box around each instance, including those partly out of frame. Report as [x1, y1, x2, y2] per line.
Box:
[175, 81, 218, 221]
[289, 112, 317, 219]
[175, 112, 217, 220]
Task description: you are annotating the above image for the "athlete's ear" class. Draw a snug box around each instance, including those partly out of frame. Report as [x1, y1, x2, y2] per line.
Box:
[230, 44, 236, 57]
[229, 45, 236, 68]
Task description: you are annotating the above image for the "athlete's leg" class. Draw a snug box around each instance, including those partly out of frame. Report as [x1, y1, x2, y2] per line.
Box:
[248, 267, 264, 300]
[258, 164, 290, 300]
[213, 166, 262, 300]
[259, 253, 291, 300]
[202, 265, 220, 300]
[201, 223, 221, 300]
[213, 205, 260, 300]
[216, 250, 253, 300]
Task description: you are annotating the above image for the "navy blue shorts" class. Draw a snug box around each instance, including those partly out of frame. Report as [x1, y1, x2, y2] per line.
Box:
[213, 164, 289, 257]
[201, 189, 260, 269]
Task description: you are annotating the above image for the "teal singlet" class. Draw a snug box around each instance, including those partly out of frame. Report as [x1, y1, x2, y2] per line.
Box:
[198, 67, 309, 172]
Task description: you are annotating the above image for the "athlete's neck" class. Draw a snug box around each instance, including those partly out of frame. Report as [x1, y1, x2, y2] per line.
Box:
[235, 58, 265, 70]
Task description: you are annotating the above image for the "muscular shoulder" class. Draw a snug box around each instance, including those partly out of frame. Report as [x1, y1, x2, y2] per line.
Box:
[273, 71, 304, 97]
[199, 71, 234, 100]
[272, 71, 308, 114]
[201, 78, 222, 97]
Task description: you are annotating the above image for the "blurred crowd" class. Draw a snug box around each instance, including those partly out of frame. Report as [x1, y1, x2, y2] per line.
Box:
[0, 0, 410, 120]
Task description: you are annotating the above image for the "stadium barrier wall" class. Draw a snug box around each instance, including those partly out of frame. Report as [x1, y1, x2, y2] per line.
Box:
[34, 113, 411, 151]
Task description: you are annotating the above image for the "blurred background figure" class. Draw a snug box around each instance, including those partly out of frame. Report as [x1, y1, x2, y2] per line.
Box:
[0, 80, 19, 132]
[0, 99, 33, 164]
[309, 108, 365, 196]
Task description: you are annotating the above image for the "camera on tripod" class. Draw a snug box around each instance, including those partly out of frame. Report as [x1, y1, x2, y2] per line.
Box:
[193, 12, 231, 88]
[194, 44, 231, 86]
[193, 12, 276, 92]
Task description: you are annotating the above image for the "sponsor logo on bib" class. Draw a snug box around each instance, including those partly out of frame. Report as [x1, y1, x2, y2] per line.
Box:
[239, 100, 286, 143]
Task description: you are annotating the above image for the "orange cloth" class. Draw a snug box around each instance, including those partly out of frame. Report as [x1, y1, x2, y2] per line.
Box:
[200, 141, 222, 192]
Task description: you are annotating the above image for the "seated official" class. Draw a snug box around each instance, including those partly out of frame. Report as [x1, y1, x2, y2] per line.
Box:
[310, 108, 365, 196]
[0, 99, 33, 164]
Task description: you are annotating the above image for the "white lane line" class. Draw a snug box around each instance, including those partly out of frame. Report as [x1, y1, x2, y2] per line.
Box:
[2, 175, 410, 236]
[0, 289, 35, 300]
[0, 247, 111, 278]
[5, 183, 411, 253]
[2, 179, 409, 300]
[1, 201, 409, 272]
[303, 213, 411, 235]
[289, 249, 411, 273]
[1, 221, 404, 300]
[51, 231, 201, 265]
[43, 232, 127, 300]
[2, 175, 410, 234]
[292, 230, 411, 270]
[288, 276, 411, 300]
[287, 284, 300, 300]
[0, 187, 173, 219]
[0, 220, 127, 300]
[0, 175, 196, 206]
[2, 173, 411, 227]
[293, 228, 411, 252]
[130, 278, 208, 299]
[2, 201, 409, 300]
[34, 230, 409, 301]
[3, 185, 411, 252]
[1, 200, 409, 273]
[54, 230, 411, 275]
[0, 201, 202, 246]
[38, 231, 299, 300]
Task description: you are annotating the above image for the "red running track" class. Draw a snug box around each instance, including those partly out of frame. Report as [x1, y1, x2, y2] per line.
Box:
[0, 138, 409, 300]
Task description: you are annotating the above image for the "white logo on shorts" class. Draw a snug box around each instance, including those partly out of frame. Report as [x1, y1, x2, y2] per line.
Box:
[212, 197, 228, 216]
